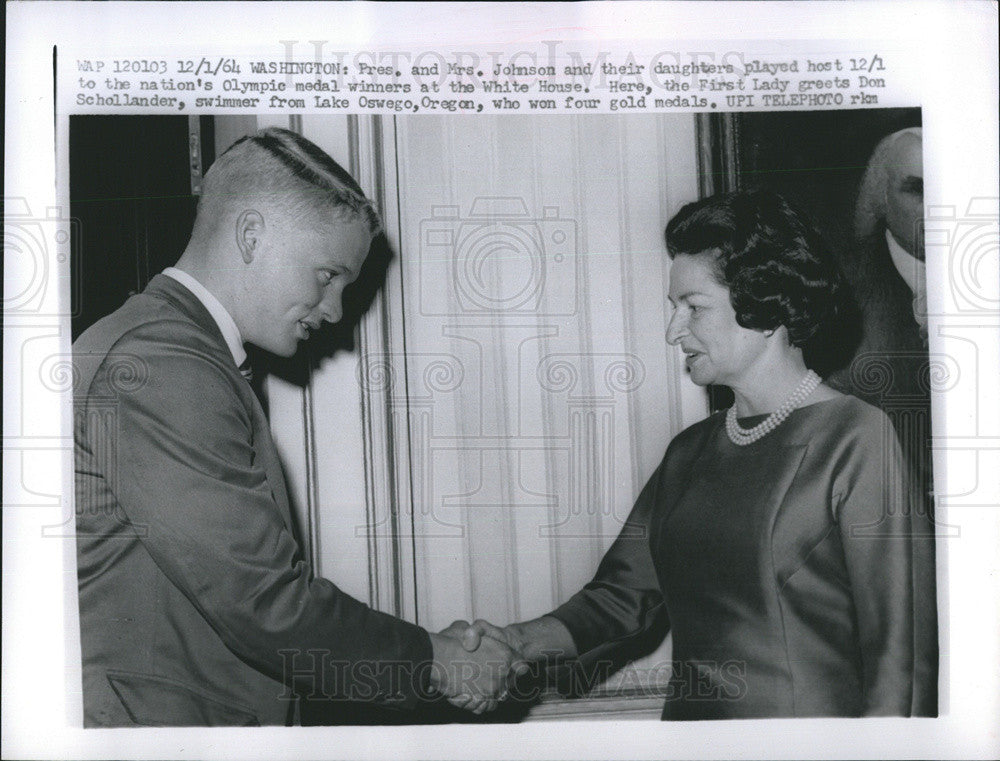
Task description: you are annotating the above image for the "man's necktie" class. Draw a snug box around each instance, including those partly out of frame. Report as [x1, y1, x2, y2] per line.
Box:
[239, 354, 267, 412]
[238, 357, 253, 385]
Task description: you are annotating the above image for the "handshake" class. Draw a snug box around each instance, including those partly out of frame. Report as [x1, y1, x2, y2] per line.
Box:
[426, 616, 577, 714]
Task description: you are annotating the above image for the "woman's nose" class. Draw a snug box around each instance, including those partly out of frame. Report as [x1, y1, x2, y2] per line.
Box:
[665, 310, 686, 345]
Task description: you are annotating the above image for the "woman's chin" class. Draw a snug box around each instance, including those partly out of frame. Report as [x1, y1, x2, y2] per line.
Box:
[687, 366, 714, 387]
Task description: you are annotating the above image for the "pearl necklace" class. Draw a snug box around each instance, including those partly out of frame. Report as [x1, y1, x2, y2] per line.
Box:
[725, 370, 822, 446]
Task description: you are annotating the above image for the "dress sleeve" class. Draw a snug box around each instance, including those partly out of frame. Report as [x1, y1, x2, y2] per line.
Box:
[91, 327, 433, 706]
[833, 407, 937, 716]
[548, 456, 669, 658]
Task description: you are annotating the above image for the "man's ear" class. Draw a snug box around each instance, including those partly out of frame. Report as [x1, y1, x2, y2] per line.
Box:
[236, 209, 265, 264]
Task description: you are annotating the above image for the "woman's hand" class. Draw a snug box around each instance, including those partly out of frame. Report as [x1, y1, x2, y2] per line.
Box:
[431, 621, 529, 714]
[461, 616, 577, 663]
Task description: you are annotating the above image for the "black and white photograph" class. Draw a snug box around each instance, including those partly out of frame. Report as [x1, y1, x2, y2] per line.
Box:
[66, 108, 939, 727]
[4, 2, 999, 759]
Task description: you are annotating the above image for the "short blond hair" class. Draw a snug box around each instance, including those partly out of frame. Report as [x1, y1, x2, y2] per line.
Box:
[198, 127, 381, 235]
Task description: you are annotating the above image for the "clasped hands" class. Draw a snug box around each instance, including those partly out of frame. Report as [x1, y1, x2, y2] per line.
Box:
[427, 619, 529, 714]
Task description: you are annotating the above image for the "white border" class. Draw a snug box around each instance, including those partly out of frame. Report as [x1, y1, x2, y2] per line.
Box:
[5, 2, 999, 759]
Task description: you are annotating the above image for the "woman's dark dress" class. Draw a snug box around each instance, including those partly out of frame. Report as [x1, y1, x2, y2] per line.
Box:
[551, 396, 937, 719]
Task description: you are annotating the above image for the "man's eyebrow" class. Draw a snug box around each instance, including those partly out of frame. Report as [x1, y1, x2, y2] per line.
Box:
[899, 175, 923, 193]
[324, 263, 354, 277]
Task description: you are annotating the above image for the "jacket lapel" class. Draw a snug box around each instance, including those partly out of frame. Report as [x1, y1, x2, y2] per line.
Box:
[248, 396, 298, 543]
[144, 275, 299, 539]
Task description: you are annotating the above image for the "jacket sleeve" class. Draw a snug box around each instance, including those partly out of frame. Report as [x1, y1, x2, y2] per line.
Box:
[548, 454, 669, 660]
[833, 407, 938, 716]
[89, 324, 433, 707]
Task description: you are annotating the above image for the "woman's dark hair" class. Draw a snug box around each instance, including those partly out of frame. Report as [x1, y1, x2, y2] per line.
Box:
[665, 188, 859, 376]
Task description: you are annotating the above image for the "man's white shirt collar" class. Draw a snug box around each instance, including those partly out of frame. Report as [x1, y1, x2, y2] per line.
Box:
[884, 228, 928, 338]
[162, 267, 247, 367]
[885, 228, 924, 295]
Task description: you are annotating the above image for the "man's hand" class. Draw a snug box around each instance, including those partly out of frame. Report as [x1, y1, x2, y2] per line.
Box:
[428, 622, 528, 714]
[461, 616, 577, 664]
[458, 619, 527, 658]
[437, 618, 490, 654]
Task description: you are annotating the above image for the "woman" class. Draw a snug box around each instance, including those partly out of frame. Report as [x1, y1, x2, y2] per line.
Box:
[460, 189, 937, 719]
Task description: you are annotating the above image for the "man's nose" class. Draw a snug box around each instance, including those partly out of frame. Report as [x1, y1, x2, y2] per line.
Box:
[318, 287, 343, 325]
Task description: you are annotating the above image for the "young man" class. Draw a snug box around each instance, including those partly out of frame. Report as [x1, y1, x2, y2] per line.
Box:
[73, 128, 517, 726]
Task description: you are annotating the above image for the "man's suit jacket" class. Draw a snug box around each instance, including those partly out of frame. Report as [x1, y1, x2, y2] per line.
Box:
[827, 230, 933, 498]
[74, 275, 433, 727]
